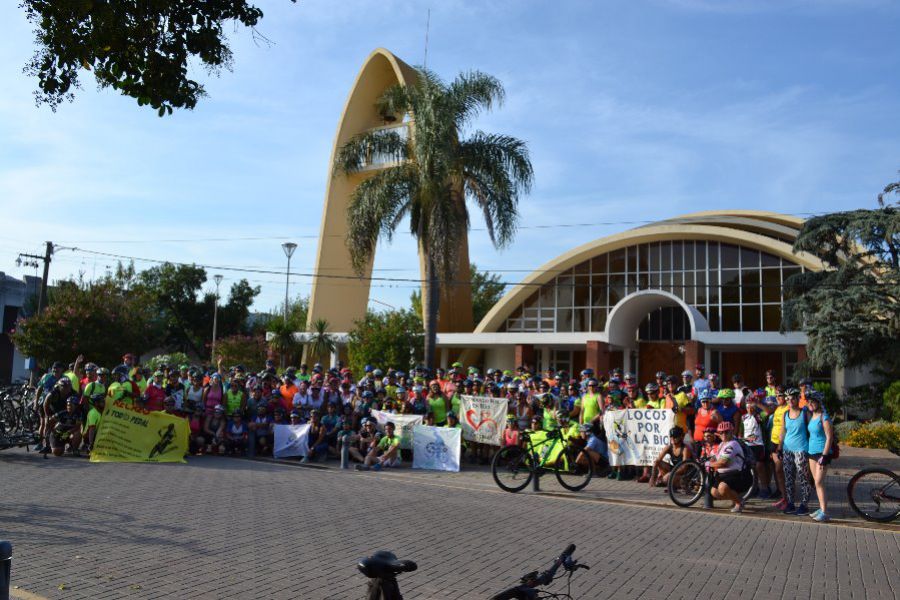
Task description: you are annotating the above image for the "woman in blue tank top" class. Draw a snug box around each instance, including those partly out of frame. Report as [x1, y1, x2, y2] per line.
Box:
[778, 389, 810, 516]
[806, 393, 834, 522]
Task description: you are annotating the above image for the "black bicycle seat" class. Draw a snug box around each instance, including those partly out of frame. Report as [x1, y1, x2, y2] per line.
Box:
[357, 551, 418, 578]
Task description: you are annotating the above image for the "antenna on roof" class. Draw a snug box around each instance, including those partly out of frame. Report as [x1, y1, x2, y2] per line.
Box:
[423, 8, 431, 69]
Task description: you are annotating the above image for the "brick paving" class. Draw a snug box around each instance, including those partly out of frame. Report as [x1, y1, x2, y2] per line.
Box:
[1, 448, 898, 600]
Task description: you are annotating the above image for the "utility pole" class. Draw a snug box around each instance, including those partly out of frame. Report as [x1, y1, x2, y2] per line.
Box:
[16, 242, 54, 314]
[210, 274, 223, 364]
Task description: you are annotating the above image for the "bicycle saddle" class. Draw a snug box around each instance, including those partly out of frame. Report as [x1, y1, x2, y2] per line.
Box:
[357, 551, 418, 578]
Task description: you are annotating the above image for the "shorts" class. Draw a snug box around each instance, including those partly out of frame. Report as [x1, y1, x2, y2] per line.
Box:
[747, 444, 765, 463]
[717, 470, 751, 494]
[378, 456, 401, 468]
[808, 453, 831, 466]
[49, 431, 74, 449]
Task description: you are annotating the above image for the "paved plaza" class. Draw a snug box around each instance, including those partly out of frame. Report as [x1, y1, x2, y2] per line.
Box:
[2, 448, 898, 600]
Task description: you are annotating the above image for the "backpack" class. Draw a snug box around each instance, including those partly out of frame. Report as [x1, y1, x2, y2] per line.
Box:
[735, 438, 756, 470]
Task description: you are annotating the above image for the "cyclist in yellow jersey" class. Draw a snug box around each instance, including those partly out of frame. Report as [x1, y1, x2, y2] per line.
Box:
[577, 380, 602, 426]
[768, 391, 789, 506]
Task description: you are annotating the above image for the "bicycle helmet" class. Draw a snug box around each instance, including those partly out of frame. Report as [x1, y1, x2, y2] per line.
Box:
[786, 387, 801, 397]
[290, 410, 301, 418]
[716, 421, 734, 433]
[698, 389, 711, 402]
[213, 405, 225, 414]
[681, 370, 692, 378]
[654, 371, 666, 380]
[716, 389, 735, 399]
[555, 409, 569, 421]
[97, 367, 110, 376]
[624, 372, 636, 381]
[644, 382, 660, 394]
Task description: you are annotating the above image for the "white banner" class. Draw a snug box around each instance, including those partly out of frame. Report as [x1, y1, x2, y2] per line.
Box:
[370, 410, 423, 450]
[273, 424, 310, 459]
[603, 409, 674, 466]
[412, 425, 461, 472]
[459, 395, 507, 446]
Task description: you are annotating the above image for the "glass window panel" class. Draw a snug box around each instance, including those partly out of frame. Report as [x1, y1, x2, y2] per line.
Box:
[637, 244, 649, 272]
[673, 241, 684, 270]
[763, 304, 782, 331]
[696, 241, 707, 270]
[684, 241, 695, 270]
[707, 270, 719, 305]
[673, 272, 684, 299]
[609, 249, 626, 273]
[648, 243, 660, 271]
[722, 305, 741, 331]
[742, 305, 761, 332]
[573, 260, 589, 275]
[609, 274, 624, 307]
[649, 272, 660, 288]
[721, 269, 741, 304]
[556, 276, 575, 307]
[741, 247, 759, 269]
[626, 273, 637, 295]
[684, 271, 695, 304]
[627, 246, 637, 273]
[660, 242, 672, 271]
[762, 269, 781, 303]
[523, 307, 540, 318]
[592, 275, 607, 307]
[708, 242, 718, 269]
[523, 291, 539, 309]
[741, 270, 761, 304]
[591, 308, 607, 331]
[721, 244, 740, 268]
[573, 275, 590, 307]
[697, 305, 707, 318]
[540, 284, 556, 309]
[573, 307, 589, 332]
[591, 255, 607, 275]
[761, 252, 780, 268]
[521, 319, 538, 331]
[708, 306, 720, 331]
[637, 273, 648, 290]
[556, 308, 574, 333]
[539, 318, 554, 332]
[782, 266, 802, 288]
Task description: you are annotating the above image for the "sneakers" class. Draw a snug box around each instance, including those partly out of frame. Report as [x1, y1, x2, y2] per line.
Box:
[757, 489, 771, 500]
[607, 471, 617, 479]
[355, 464, 370, 471]
[813, 511, 830, 522]
[730, 502, 743, 513]
[794, 504, 810, 516]
[809, 509, 822, 519]
[372, 462, 383, 471]
[773, 499, 788, 511]
[782, 503, 796, 514]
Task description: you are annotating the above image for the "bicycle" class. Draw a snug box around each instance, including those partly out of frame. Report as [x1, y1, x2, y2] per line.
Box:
[491, 429, 592, 493]
[847, 467, 900, 522]
[357, 544, 588, 600]
[667, 456, 757, 508]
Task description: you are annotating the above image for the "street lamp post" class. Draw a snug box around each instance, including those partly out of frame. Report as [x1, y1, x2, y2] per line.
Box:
[211, 274, 223, 364]
[282, 242, 298, 325]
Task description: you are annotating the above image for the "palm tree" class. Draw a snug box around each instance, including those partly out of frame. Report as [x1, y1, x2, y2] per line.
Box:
[306, 318, 335, 365]
[335, 69, 533, 368]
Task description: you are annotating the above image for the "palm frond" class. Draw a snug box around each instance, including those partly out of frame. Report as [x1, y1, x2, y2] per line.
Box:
[446, 70, 505, 127]
[334, 129, 409, 175]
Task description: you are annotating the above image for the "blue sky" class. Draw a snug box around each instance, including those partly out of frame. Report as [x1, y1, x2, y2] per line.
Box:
[1, 0, 898, 315]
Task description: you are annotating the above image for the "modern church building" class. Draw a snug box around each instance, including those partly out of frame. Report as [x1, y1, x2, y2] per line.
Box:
[304, 49, 866, 391]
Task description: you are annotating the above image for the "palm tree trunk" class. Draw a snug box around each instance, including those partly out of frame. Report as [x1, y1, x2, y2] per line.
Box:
[423, 254, 440, 370]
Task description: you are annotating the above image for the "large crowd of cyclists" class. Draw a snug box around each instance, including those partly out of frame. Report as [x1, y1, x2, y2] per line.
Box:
[24, 353, 835, 521]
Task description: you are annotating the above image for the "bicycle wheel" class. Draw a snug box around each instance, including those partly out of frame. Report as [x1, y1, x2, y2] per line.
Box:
[742, 470, 759, 502]
[492, 446, 534, 493]
[668, 460, 705, 507]
[554, 447, 593, 492]
[0, 399, 17, 434]
[847, 468, 900, 522]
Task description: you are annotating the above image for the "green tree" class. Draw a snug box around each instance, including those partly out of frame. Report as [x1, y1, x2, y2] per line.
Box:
[11, 277, 158, 368]
[266, 318, 301, 368]
[136, 263, 259, 358]
[347, 309, 423, 376]
[215, 334, 268, 372]
[410, 263, 506, 326]
[783, 179, 900, 379]
[21, 0, 295, 114]
[305, 319, 335, 365]
[335, 69, 532, 368]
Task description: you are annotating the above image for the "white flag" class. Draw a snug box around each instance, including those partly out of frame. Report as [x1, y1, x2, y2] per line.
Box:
[603, 409, 674, 466]
[273, 423, 310, 459]
[412, 425, 461, 472]
[370, 410, 423, 450]
[459, 395, 508, 446]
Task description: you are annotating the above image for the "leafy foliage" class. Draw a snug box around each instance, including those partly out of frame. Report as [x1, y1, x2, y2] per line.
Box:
[215, 334, 268, 372]
[347, 309, 423, 377]
[410, 263, 506, 325]
[783, 181, 900, 378]
[266, 318, 301, 367]
[335, 68, 532, 368]
[306, 319, 335, 364]
[11, 277, 157, 368]
[146, 352, 192, 372]
[882, 381, 900, 422]
[834, 420, 862, 441]
[812, 382, 842, 419]
[843, 422, 900, 450]
[20, 0, 295, 114]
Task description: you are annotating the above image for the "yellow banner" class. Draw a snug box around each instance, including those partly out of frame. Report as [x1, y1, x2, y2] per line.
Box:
[90, 400, 189, 463]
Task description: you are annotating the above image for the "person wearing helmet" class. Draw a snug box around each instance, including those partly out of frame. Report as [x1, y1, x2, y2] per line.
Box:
[224, 375, 247, 416]
[663, 375, 692, 435]
[739, 394, 770, 498]
[715, 388, 740, 430]
[48, 396, 83, 457]
[576, 379, 602, 427]
[573, 422, 610, 477]
[503, 414, 520, 448]
[186, 404, 205, 455]
[426, 381, 449, 426]
[143, 370, 167, 412]
[357, 421, 401, 471]
[249, 404, 273, 456]
[350, 418, 378, 464]
[82, 393, 105, 453]
[709, 421, 751, 512]
[805, 392, 834, 522]
[302, 409, 328, 463]
[224, 410, 248, 456]
[643, 382, 664, 410]
[692, 363, 709, 399]
[106, 365, 135, 405]
[203, 405, 227, 454]
[692, 389, 721, 444]
[768, 389, 790, 509]
[777, 388, 810, 515]
[649, 426, 693, 488]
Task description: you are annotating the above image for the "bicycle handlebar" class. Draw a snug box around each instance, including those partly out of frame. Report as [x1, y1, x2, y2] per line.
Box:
[490, 544, 583, 600]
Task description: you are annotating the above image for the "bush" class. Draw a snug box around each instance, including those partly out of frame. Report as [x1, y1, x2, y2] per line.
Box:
[216, 334, 267, 372]
[882, 381, 900, 422]
[835, 420, 862, 441]
[843, 422, 900, 450]
[146, 352, 192, 372]
[843, 384, 884, 420]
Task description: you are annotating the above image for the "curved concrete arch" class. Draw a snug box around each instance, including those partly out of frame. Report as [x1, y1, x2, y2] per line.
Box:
[307, 49, 473, 334]
[605, 290, 708, 348]
[475, 220, 826, 334]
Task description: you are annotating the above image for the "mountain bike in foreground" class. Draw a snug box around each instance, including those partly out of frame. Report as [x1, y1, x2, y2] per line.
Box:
[847, 467, 900, 522]
[491, 429, 592, 493]
[357, 544, 588, 600]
